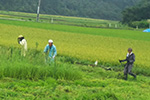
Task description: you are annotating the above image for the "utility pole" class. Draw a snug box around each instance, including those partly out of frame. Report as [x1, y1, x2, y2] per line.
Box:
[37, 0, 41, 22]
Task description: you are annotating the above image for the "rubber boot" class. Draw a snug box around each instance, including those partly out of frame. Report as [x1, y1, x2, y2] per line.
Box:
[124, 74, 128, 80]
[129, 73, 136, 79]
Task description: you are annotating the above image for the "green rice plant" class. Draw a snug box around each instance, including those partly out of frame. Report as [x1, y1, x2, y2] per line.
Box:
[79, 91, 118, 100]
[0, 46, 82, 80]
[0, 19, 150, 71]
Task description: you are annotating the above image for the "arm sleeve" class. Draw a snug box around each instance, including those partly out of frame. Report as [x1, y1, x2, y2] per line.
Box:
[44, 45, 48, 53]
[122, 59, 127, 62]
[20, 40, 25, 46]
[53, 46, 57, 57]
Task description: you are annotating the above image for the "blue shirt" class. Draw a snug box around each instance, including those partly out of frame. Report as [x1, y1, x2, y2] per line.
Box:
[44, 44, 57, 57]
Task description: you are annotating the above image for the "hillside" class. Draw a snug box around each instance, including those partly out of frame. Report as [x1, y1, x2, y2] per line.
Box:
[0, 0, 141, 20]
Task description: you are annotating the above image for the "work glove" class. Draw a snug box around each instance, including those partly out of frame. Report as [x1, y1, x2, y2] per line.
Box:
[52, 56, 55, 59]
[119, 60, 122, 63]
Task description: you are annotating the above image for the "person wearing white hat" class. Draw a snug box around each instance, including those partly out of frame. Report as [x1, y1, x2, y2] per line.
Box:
[44, 39, 57, 63]
[18, 35, 27, 57]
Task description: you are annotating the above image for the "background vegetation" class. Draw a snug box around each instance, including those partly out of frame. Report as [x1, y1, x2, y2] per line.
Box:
[0, 11, 122, 29]
[0, 0, 141, 20]
[122, 0, 150, 28]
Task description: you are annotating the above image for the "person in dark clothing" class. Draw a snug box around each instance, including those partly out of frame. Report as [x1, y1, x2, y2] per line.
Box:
[119, 48, 136, 80]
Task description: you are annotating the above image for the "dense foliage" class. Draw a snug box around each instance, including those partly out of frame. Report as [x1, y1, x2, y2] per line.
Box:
[0, 0, 140, 20]
[122, 0, 150, 27]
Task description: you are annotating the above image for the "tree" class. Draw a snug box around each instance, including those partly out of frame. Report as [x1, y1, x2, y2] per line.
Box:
[122, 0, 150, 25]
[0, 0, 140, 20]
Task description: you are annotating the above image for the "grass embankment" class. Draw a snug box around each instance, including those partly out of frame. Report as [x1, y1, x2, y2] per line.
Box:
[0, 10, 120, 28]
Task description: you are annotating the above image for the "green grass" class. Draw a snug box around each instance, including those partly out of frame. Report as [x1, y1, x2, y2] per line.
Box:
[0, 46, 82, 81]
[0, 19, 149, 41]
[0, 10, 121, 28]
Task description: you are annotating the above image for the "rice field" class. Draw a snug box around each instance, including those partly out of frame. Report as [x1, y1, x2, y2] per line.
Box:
[1, 46, 150, 100]
[1, 14, 150, 99]
[0, 19, 150, 68]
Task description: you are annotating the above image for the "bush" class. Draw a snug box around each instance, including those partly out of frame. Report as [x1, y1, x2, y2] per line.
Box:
[129, 20, 149, 28]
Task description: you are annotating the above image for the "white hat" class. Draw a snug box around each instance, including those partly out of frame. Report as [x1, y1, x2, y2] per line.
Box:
[18, 35, 24, 38]
[48, 39, 53, 43]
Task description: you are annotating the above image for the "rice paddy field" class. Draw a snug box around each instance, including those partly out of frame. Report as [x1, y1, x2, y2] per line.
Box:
[0, 19, 150, 68]
[0, 12, 150, 100]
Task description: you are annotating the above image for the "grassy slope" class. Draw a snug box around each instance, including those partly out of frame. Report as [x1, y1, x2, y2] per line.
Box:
[0, 11, 119, 28]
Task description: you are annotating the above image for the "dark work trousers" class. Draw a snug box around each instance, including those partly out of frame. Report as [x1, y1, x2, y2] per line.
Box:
[124, 64, 136, 80]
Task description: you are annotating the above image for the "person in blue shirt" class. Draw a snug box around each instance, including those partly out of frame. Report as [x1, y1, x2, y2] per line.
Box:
[44, 39, 57, 63]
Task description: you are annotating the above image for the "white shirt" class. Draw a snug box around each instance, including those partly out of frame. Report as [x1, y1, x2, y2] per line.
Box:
[20, 39, 27, 51]
[127, 52, 133, 57]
